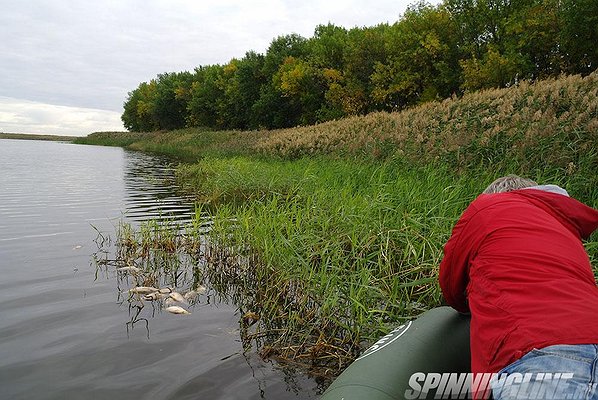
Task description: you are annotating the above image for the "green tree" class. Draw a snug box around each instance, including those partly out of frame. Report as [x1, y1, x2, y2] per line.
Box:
[122, 87, 143, 132]
[448, 0, 562, 90]
[219, 52, 267, 129]
[153, 72, 193, 130]
[309, 24, 348, 70]
[275, 56, 327, 125]
[371, 2, 461, 110]
[342, 25, 389, 114]
[559, 0, 598, 74]
[503, 0, 561, 79]
[121, 81, 159, 131]
[252, 34, 309, 128]
[187, 65, 226, 128]
[446, 0, 519, 57]
[460, 45, 526, 91]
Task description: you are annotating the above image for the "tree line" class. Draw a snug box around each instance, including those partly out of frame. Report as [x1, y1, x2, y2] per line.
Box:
[122, 0, 598, 132]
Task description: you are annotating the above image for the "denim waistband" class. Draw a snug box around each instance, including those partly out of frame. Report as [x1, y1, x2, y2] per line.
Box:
[533, 344, 598, 363]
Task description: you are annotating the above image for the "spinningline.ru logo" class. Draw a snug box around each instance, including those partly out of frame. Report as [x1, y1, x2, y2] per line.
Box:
[404, 372, 579, 399]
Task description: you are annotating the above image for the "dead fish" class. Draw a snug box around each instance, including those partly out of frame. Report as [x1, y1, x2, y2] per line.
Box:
[169, 291, 187, 303]
[73, 245, 83, 250]
[129, 286, 159, 295]
[196, 285, 207, 295]
[158, 287, 172, 294]
[185, 285, 207, 301]
[183, 290, 198, 301]
[165, 306, 190, 315]
[143, 292, 166, 301]
[164, 297, 176, 306]
[116, 266, 141, 273]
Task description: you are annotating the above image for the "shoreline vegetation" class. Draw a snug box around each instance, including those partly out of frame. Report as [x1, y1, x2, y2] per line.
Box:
[75, 72, 598, 377]
[0, 132, 75, 142]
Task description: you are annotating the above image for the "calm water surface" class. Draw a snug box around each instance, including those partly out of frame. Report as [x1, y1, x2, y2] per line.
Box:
[0, 139, 320, 400]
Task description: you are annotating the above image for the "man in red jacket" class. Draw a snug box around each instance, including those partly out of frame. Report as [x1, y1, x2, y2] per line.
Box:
[439, 175, 598, 399]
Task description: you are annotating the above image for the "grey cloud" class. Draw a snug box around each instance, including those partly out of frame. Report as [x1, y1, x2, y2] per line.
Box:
[0, 97, 123, 136]
[0, 0, 436, 135]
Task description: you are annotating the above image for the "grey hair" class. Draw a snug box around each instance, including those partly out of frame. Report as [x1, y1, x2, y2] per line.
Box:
[483, 175, 538, 194]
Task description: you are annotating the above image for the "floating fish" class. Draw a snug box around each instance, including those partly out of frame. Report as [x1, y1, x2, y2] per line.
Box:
[183, 290, 198, 301]
[116, 266, 141, 273]
[73, 245, 83, 250]
[196, 285, 207, 295]
[143, 292, 167, 301]
[164, 297, 176, 306]
[129, 286, 159, 295]
[158, 287, 172, 294]
[165, 306, 190, 315]
[185, 285, 207, 301]
[169, 291, 187, 303]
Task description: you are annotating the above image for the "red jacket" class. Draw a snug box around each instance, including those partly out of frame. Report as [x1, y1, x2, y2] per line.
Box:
[439, 189, 598, 373]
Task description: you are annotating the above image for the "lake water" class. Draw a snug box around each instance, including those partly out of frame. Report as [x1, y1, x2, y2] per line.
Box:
[0, 139, 320, 400]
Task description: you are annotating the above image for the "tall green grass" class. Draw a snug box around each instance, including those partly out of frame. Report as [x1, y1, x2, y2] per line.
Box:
[178, 158, 466, 368]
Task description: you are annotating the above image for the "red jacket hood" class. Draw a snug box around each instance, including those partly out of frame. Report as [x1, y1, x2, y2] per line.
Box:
[507, 189, 598, 239]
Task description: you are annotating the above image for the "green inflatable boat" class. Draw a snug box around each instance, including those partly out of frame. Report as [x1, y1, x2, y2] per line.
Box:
[320, 307, 471, 400]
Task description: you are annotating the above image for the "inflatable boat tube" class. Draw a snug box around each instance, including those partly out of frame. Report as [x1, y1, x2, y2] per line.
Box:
[320, 306, 470, 400]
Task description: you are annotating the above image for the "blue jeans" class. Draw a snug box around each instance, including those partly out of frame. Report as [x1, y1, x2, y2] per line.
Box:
[491, 345, 598, 400]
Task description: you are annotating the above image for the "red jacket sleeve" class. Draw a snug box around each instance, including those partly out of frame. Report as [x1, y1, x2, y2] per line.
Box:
[439, 200, 487, 313]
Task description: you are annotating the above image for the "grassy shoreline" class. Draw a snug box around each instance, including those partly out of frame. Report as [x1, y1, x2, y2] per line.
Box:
[76, 72, 598, 203]
[76, 72, 598, 375]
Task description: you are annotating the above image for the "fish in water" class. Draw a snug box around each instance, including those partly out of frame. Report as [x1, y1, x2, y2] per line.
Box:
[129, 286, 159, 295]
[183, 290, 198, 301]
[165, 306, 190, 315]
[196, 285, 207, 295]
[184, 285, 207, 301]
[164, 297, 176, 306]
[169, 291, 187, 303]
[143, 292, 167, 301]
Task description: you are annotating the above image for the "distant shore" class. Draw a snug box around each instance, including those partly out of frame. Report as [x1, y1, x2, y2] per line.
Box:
[0, 132, 75, 142]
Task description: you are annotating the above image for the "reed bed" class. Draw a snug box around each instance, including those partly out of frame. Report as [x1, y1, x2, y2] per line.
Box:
[257, 73, 598, 173]
[199, 161, 473, 372]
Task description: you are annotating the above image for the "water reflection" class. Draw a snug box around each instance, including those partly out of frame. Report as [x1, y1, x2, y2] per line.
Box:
[109, 151, 326, 398]
[122, 151, 196, 222]
[0, 140, 321, 400]
[94, 211, 331, 397]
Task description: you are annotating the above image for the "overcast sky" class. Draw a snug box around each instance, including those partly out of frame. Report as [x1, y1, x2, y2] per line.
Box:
[0, 0, 438, 136]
